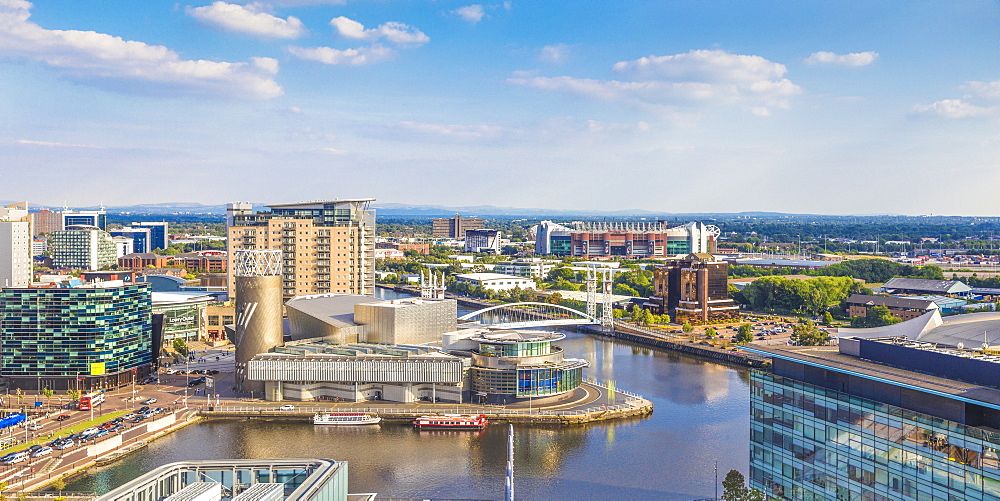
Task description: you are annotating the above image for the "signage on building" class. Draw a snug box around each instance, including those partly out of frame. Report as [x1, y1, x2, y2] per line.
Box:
[90, 362, 105, 375]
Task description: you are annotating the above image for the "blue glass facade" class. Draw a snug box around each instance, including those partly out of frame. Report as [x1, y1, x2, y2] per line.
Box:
[110, 230, 149, 253]
[132, 222, 168, 252]
[751, 371, 1000, 500]
[0, 284, 153, 382]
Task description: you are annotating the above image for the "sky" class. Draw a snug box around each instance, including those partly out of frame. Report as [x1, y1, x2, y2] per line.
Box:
[1, 1, 999, 215]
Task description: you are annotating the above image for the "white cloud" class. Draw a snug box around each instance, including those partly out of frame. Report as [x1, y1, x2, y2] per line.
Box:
[613, 50, 788, 82]
[804, 51, 879, 66]
[396, 121, 506, 139]
[510, 49, 800, 112]
[454, 5, 485, 24]
[187, 2, 305, 39]
[254, 0, 344, 5]
[968, 80, 1000, 100]
[288, 44, 393, 66]
[539, 44, 569, 64]
[15, 139, 101, 148]
[317, 147, 348, 155]
[0, 1, 282, 99]
[911, 99, 996, 119]
[329, 16, 428, 45]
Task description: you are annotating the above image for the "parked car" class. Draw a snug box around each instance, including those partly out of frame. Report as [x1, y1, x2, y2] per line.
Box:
[279, 404, 294, 411]
[165, 369, 178, 375]
[56, 440, 74, 450]
[111, 417, 125, 424]
[4, 452, 29, 464]
[109, 424, 125, 432]
[81, 427, 98, 436]
[153, 407, 164, 414]
[123, 413, 136, 420]
[27, 445, 41, 453]
[31, 447, 53, 458]
[142, 398, 157, 405]
[93, 429, 109, 438]
[138, 406, 150, 413]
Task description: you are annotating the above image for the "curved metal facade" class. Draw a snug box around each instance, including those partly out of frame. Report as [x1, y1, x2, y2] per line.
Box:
[235, 275, 283, 392]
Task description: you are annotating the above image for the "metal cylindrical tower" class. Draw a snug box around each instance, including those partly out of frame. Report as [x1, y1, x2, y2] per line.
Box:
[234, 249, 283, 394]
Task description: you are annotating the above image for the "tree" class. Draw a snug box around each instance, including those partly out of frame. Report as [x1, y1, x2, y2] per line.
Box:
[682, 321, 693, 333]
[823, 311, 835, 326]
[173, 338, 190, 357]
[721, 469, 766, 501]
[722, 470, 748, 501]
[850, 304, 902, 328]
[51, 478, 66, 499]
[735, 324, 754, 344]
[705, 327, 717, 338]
[42, 387, 54, 408]
[792, 320, 830, 346]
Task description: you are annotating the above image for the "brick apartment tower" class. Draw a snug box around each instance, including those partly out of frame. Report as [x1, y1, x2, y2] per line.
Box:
[227, 200, 376, 300]
[432, 214, 484, 238]
[651, 253, 739, 322]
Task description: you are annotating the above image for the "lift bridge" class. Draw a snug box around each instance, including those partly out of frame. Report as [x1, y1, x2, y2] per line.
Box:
[457, 268, 617, 329]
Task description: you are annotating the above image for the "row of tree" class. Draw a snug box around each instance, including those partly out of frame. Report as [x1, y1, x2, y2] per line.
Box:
[732, 276, 868, 315]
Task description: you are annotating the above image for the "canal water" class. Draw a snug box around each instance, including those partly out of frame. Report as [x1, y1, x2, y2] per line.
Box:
[67, 290, 751, 500]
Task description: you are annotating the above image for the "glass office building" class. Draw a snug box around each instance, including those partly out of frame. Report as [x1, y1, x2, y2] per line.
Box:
[469, 330, 588, 403]
[0, 283, 153, 390]
[745, 338, 1000, 501]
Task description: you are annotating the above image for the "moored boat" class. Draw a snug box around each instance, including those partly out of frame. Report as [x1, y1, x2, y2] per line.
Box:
[412, 414, 488, 430]
[313, 412, 381, 425]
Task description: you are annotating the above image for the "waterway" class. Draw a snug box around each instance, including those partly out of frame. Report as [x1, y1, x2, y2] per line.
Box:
[67, 290, 752, 500]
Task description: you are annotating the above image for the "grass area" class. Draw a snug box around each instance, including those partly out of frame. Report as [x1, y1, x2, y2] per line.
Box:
[0, 410, 129, 455]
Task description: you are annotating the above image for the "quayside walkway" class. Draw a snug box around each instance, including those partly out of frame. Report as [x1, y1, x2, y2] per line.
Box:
[202, 381, 652, 425]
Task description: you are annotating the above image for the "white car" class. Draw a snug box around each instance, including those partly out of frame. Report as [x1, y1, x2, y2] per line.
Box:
[31, 447, 52, 458]
[278, 404, 294, 411]
[27, 422, 43, 431]
[165, 369, 178, 375]
[81, 427, 98, 436]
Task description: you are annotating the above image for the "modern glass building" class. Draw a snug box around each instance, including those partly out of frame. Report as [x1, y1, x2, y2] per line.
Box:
[469, 330, 588, 403]
[745, 339, 1000, 500]
[0, 283, 153, 390]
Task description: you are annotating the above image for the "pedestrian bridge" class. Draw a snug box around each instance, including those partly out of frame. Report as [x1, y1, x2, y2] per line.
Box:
[458, 302, 599, 329]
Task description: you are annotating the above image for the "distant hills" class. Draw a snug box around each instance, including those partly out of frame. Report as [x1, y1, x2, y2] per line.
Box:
[0, 200, 928, 219]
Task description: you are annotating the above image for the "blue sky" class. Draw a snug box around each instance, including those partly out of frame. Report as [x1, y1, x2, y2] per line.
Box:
[1, 0, 998, 215]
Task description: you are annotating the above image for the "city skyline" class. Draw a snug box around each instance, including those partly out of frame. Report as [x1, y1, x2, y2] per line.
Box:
[2, 1, 999, 215]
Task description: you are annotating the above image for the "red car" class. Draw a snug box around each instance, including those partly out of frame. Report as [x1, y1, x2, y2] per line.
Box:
[55, 414, 70, 422]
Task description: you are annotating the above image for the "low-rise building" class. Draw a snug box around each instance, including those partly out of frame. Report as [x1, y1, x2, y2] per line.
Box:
[119, 253, 170, 270]
[845, 294, 939, 322]
[492, 258, 559, 278]
[880, 277, 972, 296]
[453, 272, 536, 291]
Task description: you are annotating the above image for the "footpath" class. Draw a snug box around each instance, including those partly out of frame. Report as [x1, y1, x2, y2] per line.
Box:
[1, 407, 203, 496]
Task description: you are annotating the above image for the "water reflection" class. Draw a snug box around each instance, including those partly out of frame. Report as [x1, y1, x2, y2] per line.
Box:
[68, 301, 752, 500]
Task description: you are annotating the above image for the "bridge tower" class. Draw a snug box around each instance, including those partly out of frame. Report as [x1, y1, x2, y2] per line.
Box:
[586, 267, 616, 330]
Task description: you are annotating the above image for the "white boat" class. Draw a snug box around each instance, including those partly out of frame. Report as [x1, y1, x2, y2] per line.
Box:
[313, 412, 381, 426]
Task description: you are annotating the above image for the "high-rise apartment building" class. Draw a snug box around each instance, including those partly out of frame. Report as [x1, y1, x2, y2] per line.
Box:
[0, 202, 32, 288]
[30, 208, 62, 236]
[227, 199, 376, 299]
[62, 208, 107, 230]
[0, 282, 153, 390]
[432, 214, 484, 238]
[50, 225, 117, 270]
[131, 221, 169, 251]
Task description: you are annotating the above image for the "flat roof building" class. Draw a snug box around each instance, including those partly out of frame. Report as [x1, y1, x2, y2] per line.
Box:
[50, 225, 117, 270]
[0, 282, 153, 391]
[845, 294, 938, 322]
[0, 202, 31, 288]
[432, 214, 484, 238]
[453, 272, 537, 291]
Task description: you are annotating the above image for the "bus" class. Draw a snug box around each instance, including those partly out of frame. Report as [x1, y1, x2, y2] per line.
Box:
[79, 392, 105, 411]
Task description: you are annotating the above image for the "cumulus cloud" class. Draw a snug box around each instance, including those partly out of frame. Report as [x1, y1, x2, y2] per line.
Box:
[539, 44, 569, 64]
[804, 51, 879, 66]
[454, 5, 485, 24]
[0, 1, 282, 99]
[911, 99, 996, 119]
[968, 80, 1000, 100]
[912, 79, 1000, 119]
[510, 49, 800, 112]
[288, 44, 392, 65]
[187, 2, 305, 39]
[329, 16, 428, 45]
[256, 0, 345, 5]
